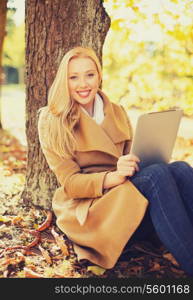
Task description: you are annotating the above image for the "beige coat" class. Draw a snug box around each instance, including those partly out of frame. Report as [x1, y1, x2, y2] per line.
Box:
[38, 89, 148, 269]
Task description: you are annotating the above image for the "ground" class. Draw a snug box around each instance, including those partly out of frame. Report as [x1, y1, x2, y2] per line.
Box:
[0, 128, 193, 278]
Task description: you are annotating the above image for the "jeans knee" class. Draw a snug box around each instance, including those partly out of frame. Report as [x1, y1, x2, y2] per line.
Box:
[140, 162, 168, 183]
[169, 161, 191, 174]
[168, 161, 192, 181]
[169, 161, 190, 170]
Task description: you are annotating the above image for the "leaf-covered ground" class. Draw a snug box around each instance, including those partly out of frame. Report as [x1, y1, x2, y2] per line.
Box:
[0, 129, 193, 278]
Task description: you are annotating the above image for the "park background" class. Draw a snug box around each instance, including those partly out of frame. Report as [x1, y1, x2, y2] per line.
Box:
[0, 0, 193, 278]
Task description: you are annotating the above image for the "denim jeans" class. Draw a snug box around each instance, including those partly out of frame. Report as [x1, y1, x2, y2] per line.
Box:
[127, 161, 193, 277]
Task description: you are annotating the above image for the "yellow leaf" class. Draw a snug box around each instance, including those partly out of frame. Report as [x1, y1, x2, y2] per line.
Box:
[87, 265, 106, 276]
[0, 215, 11, 223]
[33, 224, 39, 229]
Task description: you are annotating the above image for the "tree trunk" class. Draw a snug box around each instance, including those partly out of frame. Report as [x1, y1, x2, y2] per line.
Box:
[0, 0, 7, 129]
[22, 0, 111, 209]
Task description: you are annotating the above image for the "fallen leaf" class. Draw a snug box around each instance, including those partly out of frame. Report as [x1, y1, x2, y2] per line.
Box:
[0, 224, 7, 231]
[163, 253, 179, 266]
[54, 260, 75, 278]
[51, 227, 69, 256]
[0, 215, 11, 223]
[24, 267, 44, 278]
[11, 216, 23, 225]
[148, 262, 161, 272]
[38, 245, 52, 265]
[87, 265, 106, 276]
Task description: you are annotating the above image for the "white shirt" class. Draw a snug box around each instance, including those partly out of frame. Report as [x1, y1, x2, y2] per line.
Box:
[80, 93, 104, 124]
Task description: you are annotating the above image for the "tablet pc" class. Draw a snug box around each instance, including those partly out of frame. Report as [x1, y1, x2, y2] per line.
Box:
[130, 109, 183, 163]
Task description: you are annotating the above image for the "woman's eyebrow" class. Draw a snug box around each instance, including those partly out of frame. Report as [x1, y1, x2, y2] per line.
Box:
[69, 69, 96, 74]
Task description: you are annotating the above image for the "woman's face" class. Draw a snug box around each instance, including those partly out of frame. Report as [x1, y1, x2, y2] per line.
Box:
[68, 57, 100, 114]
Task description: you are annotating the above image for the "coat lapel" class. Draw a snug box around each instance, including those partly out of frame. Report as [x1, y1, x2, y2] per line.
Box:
[74, 89, 131, 158]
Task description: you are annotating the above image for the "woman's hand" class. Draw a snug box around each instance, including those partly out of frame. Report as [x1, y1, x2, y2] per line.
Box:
[103, 154, 140, 189]
[116, 153, 140, 179]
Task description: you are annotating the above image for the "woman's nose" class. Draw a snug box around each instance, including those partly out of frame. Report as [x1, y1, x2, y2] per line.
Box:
[79, 77, 88, 88]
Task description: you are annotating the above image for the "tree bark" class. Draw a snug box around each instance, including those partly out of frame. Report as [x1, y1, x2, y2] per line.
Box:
[22, 0, 111, 209]
[0, 0, 7, 129]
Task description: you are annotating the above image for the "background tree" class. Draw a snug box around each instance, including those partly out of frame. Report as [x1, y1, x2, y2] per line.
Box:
[22, 0, 110, 208]
[0, 0, 8, 129]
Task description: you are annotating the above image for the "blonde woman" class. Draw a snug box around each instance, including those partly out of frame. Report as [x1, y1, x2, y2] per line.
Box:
[38, 46, 193, 276]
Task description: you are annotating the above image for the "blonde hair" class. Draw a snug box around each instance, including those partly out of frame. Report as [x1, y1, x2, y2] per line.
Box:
[39, 46, 102, 158]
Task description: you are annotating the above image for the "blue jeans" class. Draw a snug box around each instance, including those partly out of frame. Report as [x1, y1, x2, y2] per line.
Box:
[127, 161, 193, 277]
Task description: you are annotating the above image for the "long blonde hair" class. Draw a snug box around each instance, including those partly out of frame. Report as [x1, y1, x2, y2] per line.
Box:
[39, 46, 102, 158]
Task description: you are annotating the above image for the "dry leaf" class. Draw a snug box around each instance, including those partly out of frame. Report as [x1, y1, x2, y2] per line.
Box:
[38, 245, 52, 265]
[24, 267, 44, 278]
[54, 260, 74, 278]
[163, 253, 179, 266]
[87, 265, 106, 276]
[0, 224, 7, 232]
[0, 215, 11, 223]
[11, 216, 23, 225]
[149, 262, 161, 272]
[51, 227, 69, 256]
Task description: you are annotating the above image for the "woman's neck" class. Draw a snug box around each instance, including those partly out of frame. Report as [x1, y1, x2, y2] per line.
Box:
[80, 99, 95, 117]
[85, 105, 94, 117]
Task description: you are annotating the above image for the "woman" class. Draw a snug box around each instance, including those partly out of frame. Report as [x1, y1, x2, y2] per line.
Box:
[38, 46, 193, 276]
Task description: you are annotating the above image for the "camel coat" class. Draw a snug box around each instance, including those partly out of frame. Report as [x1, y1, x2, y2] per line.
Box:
[38, 89, 148, 269]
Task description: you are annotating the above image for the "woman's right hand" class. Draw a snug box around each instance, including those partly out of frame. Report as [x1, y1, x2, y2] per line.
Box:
[115, 153, 140, 179]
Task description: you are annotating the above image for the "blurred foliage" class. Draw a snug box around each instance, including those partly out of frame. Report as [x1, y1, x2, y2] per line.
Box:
[103, 0, 193, 116]
[2, 0, 193, 116]
[2, 8, 24, 68]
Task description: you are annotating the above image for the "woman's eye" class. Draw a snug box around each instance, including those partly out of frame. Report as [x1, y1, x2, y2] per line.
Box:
[69, 74, 94, 80]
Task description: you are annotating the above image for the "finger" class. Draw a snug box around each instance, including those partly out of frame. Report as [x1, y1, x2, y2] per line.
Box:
[119, 170, 134, 177]
[127, 162, 139, 172]
[123, 154, 140, 162]
[118, 166, 134, 175]
[119, 166, 136, 176]
[135, 163, 139, 172]
[130, 154, 140, 162]
[127, 167, 135, 177]
[120, 161, 139, 172]
[128, 161, 139, 169]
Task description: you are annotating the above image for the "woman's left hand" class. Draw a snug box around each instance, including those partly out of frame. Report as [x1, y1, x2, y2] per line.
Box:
[116, 153, 140, 177]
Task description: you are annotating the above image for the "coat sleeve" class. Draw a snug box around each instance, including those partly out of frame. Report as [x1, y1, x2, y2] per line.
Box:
[40, 146, 109, 199]
[38, 111, 109, 199]
[120, 105, 133, 155]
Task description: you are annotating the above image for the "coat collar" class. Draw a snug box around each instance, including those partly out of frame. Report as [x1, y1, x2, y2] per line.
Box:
[74, 89, 131, 158]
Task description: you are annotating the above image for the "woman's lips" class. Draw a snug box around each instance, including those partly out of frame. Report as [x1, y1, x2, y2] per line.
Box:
[77, 90, 91, 98]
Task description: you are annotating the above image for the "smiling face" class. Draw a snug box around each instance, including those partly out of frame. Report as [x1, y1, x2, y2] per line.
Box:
[68, 56, 100, 115]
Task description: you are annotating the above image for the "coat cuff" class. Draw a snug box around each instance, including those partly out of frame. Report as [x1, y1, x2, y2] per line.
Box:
[94, 171, 111, 197]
